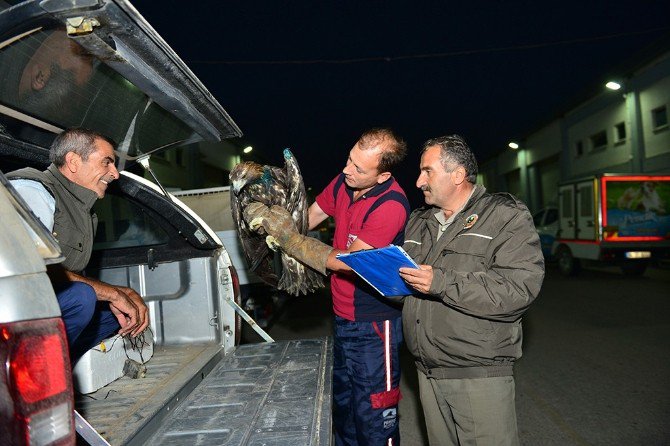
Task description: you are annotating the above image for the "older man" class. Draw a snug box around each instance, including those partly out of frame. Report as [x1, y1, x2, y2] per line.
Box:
[399, 135, 544, 446]
[8, 128, 149, 363]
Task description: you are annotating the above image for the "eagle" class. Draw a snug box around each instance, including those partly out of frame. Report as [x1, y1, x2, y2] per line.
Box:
[230, 148, 324, 296]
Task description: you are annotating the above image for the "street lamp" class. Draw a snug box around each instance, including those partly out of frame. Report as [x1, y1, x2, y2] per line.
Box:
[243, 146, 253, 154]
[605, 81, 622, 91]
[508, 142, 519, 150]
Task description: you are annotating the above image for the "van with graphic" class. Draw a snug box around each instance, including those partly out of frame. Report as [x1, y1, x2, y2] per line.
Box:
[552, 174, 670, 276]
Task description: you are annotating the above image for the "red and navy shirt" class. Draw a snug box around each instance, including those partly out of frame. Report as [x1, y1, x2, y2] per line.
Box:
[316, 174, 410, 321]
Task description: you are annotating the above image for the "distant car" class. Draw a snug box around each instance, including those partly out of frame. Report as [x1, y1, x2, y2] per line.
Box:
[533, 206, 559, 259]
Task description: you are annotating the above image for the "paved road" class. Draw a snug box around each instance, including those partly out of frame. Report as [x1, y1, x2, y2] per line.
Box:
[246, 263, 670, 445]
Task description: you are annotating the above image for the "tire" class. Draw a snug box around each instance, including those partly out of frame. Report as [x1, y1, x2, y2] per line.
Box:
[621, 260, 648, 277]
[557, 246, 581, 276]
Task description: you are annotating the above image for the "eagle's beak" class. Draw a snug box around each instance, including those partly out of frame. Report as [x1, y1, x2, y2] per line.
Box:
[232, 179, 246, 195]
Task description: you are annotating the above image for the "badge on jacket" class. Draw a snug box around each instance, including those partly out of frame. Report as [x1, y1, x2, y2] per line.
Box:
[463, 213, 478, 229]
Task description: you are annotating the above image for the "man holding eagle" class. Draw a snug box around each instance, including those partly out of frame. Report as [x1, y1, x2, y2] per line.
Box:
[242, 128, 410, 446]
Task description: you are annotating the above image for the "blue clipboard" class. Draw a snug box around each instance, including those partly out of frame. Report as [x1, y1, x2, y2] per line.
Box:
[336, 245, 419, 297]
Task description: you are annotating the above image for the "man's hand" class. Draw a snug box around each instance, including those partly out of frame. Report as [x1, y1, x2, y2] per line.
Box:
[399, 265, 434, 294]
[101, 283, 149, 338]
[118, 286, 150, 336]
[107, 288, 140, 336]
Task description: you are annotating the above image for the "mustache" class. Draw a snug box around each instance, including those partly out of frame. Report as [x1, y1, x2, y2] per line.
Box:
[420, 185, 431, 192]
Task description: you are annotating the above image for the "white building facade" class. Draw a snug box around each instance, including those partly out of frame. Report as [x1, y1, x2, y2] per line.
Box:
[481, 51, 670, 214]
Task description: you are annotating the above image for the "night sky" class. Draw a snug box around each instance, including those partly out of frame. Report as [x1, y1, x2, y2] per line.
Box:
[133, 1, 670, 205]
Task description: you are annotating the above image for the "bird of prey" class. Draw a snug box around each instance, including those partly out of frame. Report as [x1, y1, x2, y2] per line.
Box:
[230, 149, 324, 296]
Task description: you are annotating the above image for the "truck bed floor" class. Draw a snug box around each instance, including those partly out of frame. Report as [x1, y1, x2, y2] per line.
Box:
[75, 342, 222, 445]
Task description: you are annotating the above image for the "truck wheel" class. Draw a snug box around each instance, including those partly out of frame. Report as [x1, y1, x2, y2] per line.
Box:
[557, 246, 581, 276]
[621, 260, 648, 277]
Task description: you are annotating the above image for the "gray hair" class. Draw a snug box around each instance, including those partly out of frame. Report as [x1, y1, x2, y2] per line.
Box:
[422, 134, 478, 183]
[50, 128, 115, 167]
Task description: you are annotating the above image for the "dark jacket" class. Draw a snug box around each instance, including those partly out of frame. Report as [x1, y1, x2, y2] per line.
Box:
[402, 185, 545, 379]
[7, 164, 98, 273]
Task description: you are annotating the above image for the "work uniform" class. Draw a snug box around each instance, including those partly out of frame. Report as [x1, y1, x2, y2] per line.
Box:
[8, 165, 120, 363]
[402, 185, 545, 445]
[316, 173, 410, 446]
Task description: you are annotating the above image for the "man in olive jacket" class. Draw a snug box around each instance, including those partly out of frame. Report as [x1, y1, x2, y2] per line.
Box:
[8, 128, 148, 363]
[399, 135, 544, 446]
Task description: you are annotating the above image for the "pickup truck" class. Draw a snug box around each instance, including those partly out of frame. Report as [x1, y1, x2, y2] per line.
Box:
[0, 1, 331, 445]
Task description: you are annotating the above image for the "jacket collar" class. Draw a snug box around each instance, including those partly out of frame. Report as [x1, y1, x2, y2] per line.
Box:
[46, 164, 99, 210]
[416, 184, 487, 220]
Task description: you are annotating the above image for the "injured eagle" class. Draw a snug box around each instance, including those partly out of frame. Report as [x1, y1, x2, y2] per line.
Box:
[230, 149, 324, 295]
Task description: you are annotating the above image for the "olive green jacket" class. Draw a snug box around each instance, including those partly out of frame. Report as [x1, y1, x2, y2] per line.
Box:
[7, 164, 98, 273]
[402, 185, 545, 379]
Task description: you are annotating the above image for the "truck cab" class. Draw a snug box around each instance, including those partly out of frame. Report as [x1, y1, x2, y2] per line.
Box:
[0, 1, 331, 444]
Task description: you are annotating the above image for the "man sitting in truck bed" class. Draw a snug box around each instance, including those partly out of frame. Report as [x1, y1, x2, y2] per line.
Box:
[8, 128, 149, 363]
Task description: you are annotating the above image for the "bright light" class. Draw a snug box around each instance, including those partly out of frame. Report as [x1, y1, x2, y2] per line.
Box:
[508, 142, 519, 150]
[625, 251, 651, 259]
[605, 81, 621, 91]
[243, 146, 253, 154]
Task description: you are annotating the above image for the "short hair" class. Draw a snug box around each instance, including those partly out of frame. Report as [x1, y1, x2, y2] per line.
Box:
[422, 134, 478, 183]
[50, 128, 116, 167]
[357, 127, 407, 174]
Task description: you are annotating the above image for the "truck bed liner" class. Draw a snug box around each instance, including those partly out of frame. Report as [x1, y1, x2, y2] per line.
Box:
[75, 342, 222, 445]
[75, 338, 332, 445]
[146, 338, 332, 446]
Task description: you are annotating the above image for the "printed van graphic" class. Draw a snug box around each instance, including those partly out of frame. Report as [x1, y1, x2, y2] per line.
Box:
[606, 180, 670, 238]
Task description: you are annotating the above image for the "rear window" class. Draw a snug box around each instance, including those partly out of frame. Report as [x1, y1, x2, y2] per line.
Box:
[0, 26, 196, 164]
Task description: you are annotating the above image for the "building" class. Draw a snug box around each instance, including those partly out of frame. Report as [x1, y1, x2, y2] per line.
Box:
[480, 48, 670, 214]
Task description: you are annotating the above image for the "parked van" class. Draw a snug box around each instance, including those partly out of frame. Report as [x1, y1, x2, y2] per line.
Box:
[0, 2, 331, 445]
[551, 174, 670, 276]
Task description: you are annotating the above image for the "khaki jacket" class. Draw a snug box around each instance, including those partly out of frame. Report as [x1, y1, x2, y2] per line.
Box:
[402, 185, 545, 379]
[8, 164, 98, 273]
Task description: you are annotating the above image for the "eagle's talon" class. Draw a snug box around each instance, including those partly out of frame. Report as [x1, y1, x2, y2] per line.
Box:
[248, 216, 264, 231]
[265, 235, 280, 251]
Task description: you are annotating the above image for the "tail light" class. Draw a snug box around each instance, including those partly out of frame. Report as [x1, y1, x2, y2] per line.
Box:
[228, 265, 242, 345]
[1, 318, 75, 446]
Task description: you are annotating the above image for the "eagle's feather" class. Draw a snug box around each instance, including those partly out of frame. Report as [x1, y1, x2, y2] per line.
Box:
[230, 149, 324, 295]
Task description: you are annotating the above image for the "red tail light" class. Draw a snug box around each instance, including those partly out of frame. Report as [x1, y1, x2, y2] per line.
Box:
[1, 318, 75, 445]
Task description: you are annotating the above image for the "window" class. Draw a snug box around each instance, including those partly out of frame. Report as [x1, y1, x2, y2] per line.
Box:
[575, 140, 584, 157]
[93, 196, 169, 250]
[652, 105, 668, 131]
[589, 130, 608, 152]
[545, 208, 558, 225]
[614, 122, 626, 143]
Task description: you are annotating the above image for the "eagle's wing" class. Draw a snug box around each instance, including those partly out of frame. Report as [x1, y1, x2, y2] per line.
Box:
[229, 163, 278, 287]
[274, 148, 324, 295]
[282, 148, 309, 234]
[229, 152, 324, 296]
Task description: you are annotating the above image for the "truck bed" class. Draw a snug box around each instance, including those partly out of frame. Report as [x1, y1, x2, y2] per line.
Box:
[75, 338, 332, 445]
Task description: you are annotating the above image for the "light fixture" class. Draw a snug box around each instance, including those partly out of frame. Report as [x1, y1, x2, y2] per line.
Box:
[605, 81, 621, 91]
[243, 146, 253, 154]
[508, 142, 519, 150]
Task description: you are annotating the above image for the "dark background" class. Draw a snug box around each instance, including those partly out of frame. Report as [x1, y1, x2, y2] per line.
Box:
[134, 0, 670, 206]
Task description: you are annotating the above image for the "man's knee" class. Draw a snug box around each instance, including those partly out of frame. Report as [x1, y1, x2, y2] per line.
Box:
[57, 282, 97, 325]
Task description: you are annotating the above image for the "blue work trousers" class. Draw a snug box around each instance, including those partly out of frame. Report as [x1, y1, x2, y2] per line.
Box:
[333, 316, 403, 446]
[55, 282, 120, 364]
